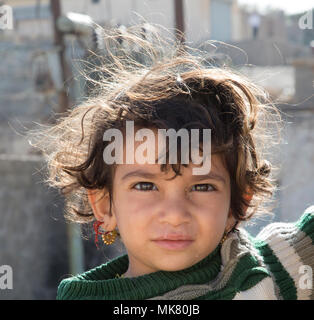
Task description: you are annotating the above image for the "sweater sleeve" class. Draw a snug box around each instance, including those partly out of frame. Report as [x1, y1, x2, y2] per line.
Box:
[254, 205, 314, 300]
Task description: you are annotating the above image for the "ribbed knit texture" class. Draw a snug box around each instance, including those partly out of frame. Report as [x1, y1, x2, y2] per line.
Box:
[57, 205, 314, 300]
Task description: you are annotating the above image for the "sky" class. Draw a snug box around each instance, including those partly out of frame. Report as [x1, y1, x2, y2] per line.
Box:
[238, 0, 314, 14]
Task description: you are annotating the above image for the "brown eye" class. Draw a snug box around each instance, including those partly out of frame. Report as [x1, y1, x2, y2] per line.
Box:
[133, 182, 158, 191]
[191, 184, 215, 192]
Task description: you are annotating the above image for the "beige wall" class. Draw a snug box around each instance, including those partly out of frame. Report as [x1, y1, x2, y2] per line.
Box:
[5, 0, 49, 6]
[4, 0, 247, 43]
[184, 0, 211, 43]
[61, 0, 174, 28]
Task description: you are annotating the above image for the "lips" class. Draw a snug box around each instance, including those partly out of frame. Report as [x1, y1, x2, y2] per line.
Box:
[153, 234, 193, 241]
[153, 240, 193, 250]
[152, 234, 194, 250]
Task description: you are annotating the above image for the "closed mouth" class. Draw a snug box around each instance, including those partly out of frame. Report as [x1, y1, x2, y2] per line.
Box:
[152, 239, 194, 250]
[153, 235, 193, 241]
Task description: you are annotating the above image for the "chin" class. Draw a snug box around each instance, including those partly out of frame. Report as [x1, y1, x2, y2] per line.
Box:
[156, 258, 197, 272]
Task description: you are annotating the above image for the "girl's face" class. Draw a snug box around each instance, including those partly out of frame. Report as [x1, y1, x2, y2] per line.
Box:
[110, 150, 233, 277]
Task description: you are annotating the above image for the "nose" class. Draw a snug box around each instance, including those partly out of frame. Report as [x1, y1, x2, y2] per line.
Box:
[158, 195, 191, 227]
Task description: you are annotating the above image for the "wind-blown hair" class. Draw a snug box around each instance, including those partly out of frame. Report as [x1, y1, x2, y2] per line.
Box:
[30, 23, 282, 225]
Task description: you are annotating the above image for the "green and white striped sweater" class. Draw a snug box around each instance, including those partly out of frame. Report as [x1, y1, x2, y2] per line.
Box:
[57, 205, 314, 300]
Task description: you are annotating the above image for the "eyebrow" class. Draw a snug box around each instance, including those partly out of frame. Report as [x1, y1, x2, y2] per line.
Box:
[190, 172, 227, 184]
[121, 169, 227, 184]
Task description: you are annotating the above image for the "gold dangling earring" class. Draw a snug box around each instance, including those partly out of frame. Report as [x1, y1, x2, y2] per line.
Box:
[220, 221, 239, 245]
[101, 229, 118, 245]
[220, 231, 228, 245]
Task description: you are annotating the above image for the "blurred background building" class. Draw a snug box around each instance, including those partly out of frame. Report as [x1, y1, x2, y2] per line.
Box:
[0, 0, 313, 299]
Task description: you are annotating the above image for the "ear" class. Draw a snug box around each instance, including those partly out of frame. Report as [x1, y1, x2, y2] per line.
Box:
[227, 191, 253, 230]
[243, 191, 253, 214]
[87, 188, 117, 231]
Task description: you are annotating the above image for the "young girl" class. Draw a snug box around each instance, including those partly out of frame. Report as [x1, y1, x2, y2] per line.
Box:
[33, 24, 314, 300]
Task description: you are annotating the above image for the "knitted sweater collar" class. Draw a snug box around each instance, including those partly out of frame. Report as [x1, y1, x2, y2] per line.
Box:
[57, 244, 222, 300]
[57, 228, 271, 300]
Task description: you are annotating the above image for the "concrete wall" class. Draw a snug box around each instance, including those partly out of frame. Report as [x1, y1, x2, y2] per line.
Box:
[210, 0, 232, 42]
[277, 110, 314, 222]
[185, 0, 211, 44]
[241, 59, 314, 236]
[0, 40, 59, 155]
[292, 58, 314, 105]
[0, 155, 68, 299]
[0, 154, 126, 299]
[224, 39, 310, 66]
[244, 107, 314, 236]
[61, 0, 238, 43]
[61, 0, 174, 29]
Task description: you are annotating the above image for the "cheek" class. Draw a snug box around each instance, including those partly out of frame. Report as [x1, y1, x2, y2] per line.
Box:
[194, 192, 231, 232]
[113, 200, 152, 251]
[194, 188, 230, 212]
[112, 191, 153, 234]
[122, 189, 158, 213]
[196, 209, 228, 249]
[197, 205, 228, 230]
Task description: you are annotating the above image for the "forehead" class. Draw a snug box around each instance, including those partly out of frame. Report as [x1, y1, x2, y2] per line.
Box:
[120, 125, 212, 162]
[108, 123, 230, 181]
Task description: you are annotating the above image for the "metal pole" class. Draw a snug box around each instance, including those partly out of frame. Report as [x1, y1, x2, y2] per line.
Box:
[50, 0, 85, 276]
[174, 0, 185, 44]
[50, 0, 70, 114]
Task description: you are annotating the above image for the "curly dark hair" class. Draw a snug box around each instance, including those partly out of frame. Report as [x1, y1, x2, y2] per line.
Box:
[30, 23, 282, 226]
